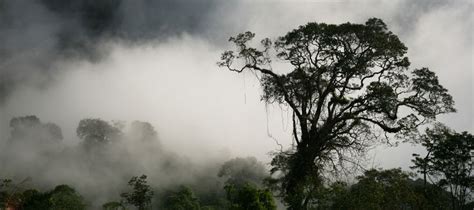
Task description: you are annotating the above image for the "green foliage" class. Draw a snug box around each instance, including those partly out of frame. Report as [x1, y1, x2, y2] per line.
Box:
[121, 175, 153, 210]
[410, 179, 452, 209]
[0, 183, 86, 210]
[341, 169, 418, 209]
[102, 201, 126, 210]
[48, 185, 86, 210]
[217, 157, 276, 210]
[327, 169, 452, 210]
[412, 124, 474, 209]
[224, 183, 276, 210]
[324, 181, 351, 209]
[161, 186, 200, 210]
[21, 189, 51, 210]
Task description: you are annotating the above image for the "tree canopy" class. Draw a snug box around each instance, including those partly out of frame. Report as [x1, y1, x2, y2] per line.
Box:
[9, 115, 63, 143]
[0, 182, 86, 210]
[329, 168, 452, 210]
[224, 182, 276, 210]
[76, 118, 122, 149]
[218, 157, 268, 186]
[219, 18, 455, 209]
[412, 124, 473, 209]
[129, 121, 160, 143]
[161, 186, 201, 210]
[48, 185, 87, 210]
[120, 175, 154, 210]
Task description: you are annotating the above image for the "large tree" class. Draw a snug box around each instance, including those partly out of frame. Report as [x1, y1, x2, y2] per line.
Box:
[9, 115, 63, 143]
[76, 118, 122, 149]
[218, 18, 454, 209]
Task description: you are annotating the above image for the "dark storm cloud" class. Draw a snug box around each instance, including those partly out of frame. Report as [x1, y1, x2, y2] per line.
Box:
[0, 0, 227, 103]
[40, 0, 223, 42]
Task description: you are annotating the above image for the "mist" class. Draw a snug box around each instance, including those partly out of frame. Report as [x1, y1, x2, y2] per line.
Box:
[0, 0, 472, 209]
[0, 115, 272, 208]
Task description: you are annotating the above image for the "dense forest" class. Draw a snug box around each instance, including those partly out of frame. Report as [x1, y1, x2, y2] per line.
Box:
[0, 2, 472, 209]
[0, 115, 472, 209]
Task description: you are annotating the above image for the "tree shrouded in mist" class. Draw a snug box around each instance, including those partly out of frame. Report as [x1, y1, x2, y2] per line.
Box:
[129, 121, 160, 143]
[9, 115, 63, 143]
[76, 118, 122, 148]
[218, 18, 455, 209]
[218, 157, 268, 186]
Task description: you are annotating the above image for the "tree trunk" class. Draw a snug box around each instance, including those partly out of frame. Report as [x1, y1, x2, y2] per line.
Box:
[285, 146, 318, 210]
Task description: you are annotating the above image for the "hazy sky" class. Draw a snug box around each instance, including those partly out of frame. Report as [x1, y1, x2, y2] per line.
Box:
[0, 0, 472, 171]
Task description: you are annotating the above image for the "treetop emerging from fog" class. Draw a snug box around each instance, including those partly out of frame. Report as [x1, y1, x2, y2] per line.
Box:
[219, 18, 455, 209]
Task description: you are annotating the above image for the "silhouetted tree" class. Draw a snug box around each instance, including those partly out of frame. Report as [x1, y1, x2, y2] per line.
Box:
[76, 118, 122, 149]
[121, 175, 153, 210]
[9, 116, 41, 140]
[9, 115, 63, 143]
[218, 18, 455, 209]
[412, 124, 473, 209]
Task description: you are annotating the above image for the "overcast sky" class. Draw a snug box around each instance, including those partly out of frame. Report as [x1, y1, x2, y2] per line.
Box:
[0, 0, 472, 171]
